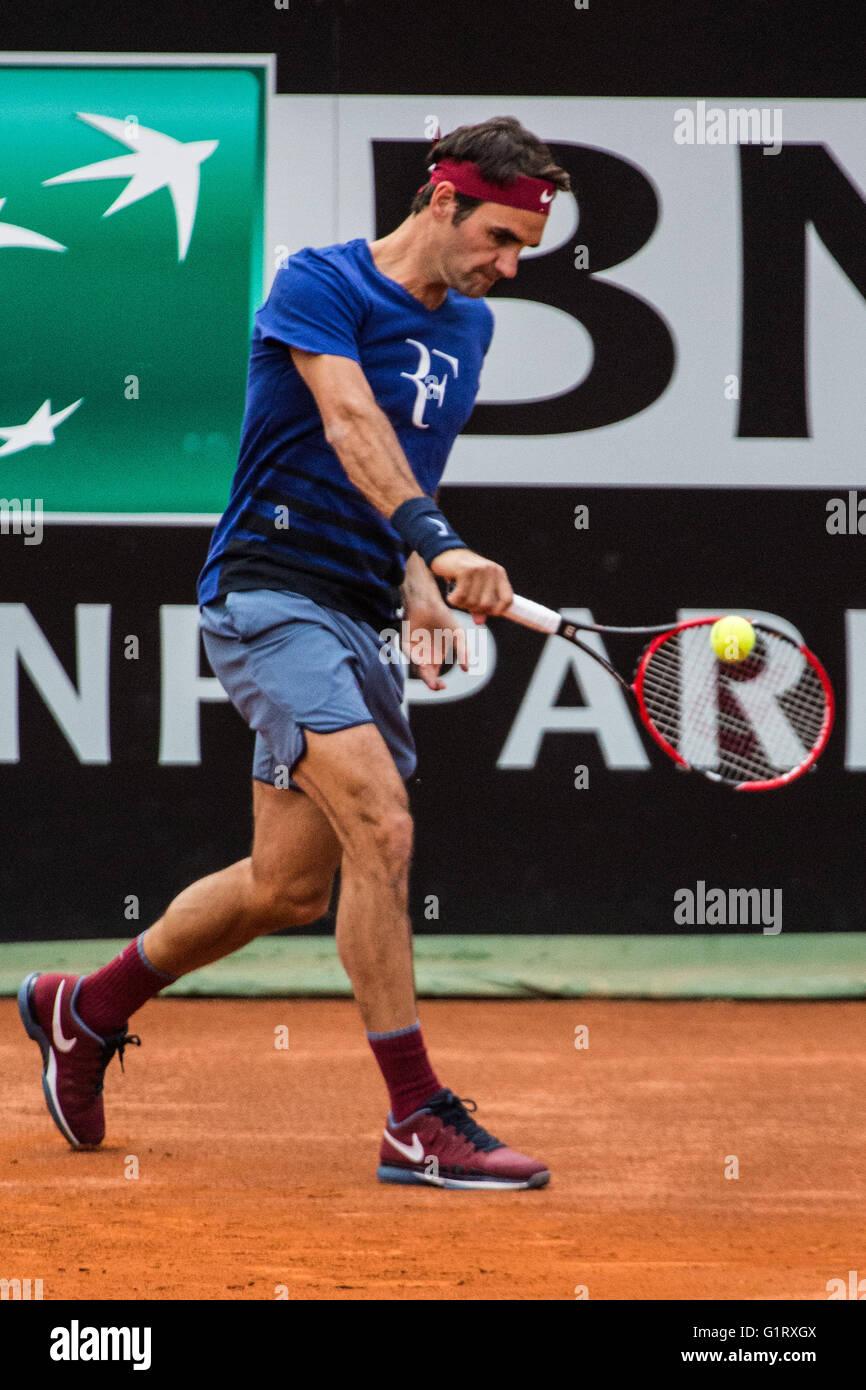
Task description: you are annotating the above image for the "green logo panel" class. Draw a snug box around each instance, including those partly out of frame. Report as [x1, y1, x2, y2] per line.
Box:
[0, 64, 264, 512]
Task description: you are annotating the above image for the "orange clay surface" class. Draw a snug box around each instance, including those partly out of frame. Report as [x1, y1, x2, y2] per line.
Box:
[3, 998, 865, 1301]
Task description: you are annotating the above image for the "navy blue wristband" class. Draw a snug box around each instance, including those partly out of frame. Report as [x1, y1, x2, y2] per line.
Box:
[390, 497, 468, 566]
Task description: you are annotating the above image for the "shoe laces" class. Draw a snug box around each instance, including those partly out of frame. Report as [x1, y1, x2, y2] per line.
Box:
[95, 1031, 141, 1090]
[427, 1089, 504, 1153]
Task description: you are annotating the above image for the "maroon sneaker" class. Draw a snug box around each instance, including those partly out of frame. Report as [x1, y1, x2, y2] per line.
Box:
[17, 972, 140, 1148]
[378, 1087, 550, 1189]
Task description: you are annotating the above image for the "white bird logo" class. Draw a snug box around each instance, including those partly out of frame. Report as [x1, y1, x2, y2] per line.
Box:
[0, 197, 66, 252]
[0, 398, 83, 458]
[43, 112, 218, 262]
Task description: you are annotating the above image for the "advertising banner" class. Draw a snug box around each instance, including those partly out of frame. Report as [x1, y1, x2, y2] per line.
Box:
[2, 71, 863, 939]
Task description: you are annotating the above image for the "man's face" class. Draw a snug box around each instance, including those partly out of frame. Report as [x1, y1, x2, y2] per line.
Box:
[434, 194, 547, 297]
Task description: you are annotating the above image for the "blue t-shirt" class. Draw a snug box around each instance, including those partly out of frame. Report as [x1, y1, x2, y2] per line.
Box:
[197, 237, 494, 629]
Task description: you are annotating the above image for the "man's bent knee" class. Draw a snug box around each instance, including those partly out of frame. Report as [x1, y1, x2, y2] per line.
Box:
[251, 879, 334, 932]
[349, 809, 413, 872]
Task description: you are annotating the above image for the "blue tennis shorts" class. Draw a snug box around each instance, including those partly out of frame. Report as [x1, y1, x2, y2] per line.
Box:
[199, 589, 416, 790]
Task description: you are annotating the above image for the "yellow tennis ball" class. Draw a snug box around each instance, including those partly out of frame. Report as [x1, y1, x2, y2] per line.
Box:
[711, 615, 756, 662]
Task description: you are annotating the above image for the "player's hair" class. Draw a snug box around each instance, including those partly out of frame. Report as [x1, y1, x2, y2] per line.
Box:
[409, 116, 571, 224]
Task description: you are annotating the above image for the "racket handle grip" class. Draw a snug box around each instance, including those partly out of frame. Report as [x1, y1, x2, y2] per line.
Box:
[504, 594, 562, 635]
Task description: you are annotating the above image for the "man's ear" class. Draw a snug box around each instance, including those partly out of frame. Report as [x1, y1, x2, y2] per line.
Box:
[429, 183, 457, 222]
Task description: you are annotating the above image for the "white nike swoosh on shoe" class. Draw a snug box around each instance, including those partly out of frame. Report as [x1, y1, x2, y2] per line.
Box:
[383, 1129, 424, 1163]
[52, 981, 77, 1054]
[45, 1050, 80, 1145]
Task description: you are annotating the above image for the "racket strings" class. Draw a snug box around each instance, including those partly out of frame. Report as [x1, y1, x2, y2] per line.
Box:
[639, 629, 828, 786]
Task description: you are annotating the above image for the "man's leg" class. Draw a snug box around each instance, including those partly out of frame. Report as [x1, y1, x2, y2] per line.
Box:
[292, 720, 443, 1126]
[142, 780, 342, 977]
[291, 720, 550, 1189]
[74, 781, 342, 1029]
[17, 782, 341, 1147]
[291, 722, 417, 1033]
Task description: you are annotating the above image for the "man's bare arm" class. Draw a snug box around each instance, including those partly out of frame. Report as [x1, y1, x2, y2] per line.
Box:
[290, 348, 423, 515]
[289, 347, 513, 615]
[400, 549, 441, 611]
[399, 550, 471, 688]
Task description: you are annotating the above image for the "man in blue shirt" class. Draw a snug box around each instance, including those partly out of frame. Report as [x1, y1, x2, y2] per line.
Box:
[197, 233, 496, 631]
[20, 117, 571, 1190]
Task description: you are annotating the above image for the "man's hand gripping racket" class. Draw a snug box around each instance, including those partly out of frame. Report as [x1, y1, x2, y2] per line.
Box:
[501, 595, 834, 791]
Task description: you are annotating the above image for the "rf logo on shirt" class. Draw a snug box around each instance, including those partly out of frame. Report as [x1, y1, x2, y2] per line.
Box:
[401, 339, 460, 428]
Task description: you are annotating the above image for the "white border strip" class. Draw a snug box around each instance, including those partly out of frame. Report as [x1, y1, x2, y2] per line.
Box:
[37, 513, 220, 525]
[0, 52, 275, 74]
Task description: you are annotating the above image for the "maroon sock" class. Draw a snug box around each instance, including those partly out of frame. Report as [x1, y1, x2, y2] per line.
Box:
[366, 1020, 442, 1124]
[75, 935, 177, 1035]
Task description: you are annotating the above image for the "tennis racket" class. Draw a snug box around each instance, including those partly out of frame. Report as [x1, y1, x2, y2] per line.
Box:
[502, 597, 834, 791]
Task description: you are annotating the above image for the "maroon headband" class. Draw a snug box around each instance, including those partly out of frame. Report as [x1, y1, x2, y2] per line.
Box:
[421, 158, 556, 216]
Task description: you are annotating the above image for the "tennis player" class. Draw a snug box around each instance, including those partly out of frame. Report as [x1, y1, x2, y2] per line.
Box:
[19, 116, 571, 1190]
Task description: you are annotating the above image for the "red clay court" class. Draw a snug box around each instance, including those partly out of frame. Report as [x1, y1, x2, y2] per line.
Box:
[3, 996, 864, 1301]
